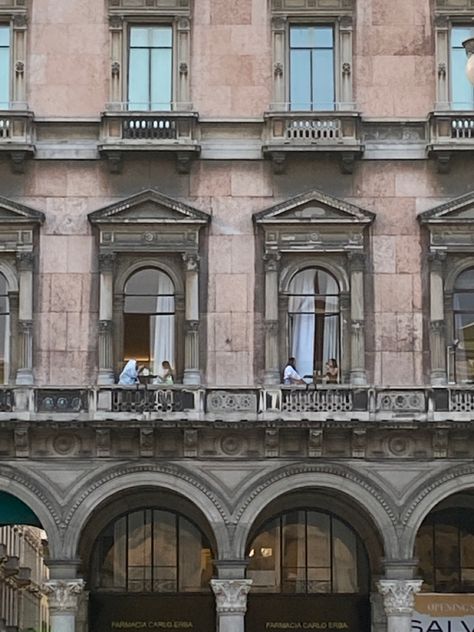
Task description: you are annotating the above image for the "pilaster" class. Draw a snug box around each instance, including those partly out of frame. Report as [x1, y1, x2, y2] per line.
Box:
[263, 251, 281, 384]
[182, 253, 201, 385]
[98, 253, 116, 385]
[429, 251, 447, 384]
[348, 251, 367, 385]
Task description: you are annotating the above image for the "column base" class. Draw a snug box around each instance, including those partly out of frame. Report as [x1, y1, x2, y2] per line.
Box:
[263, 369, 280, 385]
[15, 368, 33, 385]
[183, 368, 201, 385]
[350, 370, 367, 386]
[97, 369, 115, 385]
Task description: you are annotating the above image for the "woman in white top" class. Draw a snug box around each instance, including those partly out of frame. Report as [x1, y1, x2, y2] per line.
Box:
[283, 357, 305, 385]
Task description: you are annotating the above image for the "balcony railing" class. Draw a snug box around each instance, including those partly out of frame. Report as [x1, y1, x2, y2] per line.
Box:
[428, 111, 474, 171]
[0, 110, 35, 171]
[0, 385, 472, 422]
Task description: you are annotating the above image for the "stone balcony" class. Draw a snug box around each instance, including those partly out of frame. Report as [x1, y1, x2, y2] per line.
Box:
[262, 111, 364, 174]
[0, 109, 35, 173]
[0, 384, 471, 423]
[428, 111, 474, 172]
[99, 111, 200, 173]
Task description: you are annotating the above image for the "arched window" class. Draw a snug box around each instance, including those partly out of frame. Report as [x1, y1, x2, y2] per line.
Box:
[288, 268, 340, 380]
[416, 508, 474, 593]
[452, 268, 474, 382]
[124, 268, 175, 376]
[0, 272, 10, 384]
[247, 510, 369, 594]
[91, 508, 213, 593]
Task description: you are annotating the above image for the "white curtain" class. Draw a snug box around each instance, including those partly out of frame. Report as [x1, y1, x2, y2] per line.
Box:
[151, 271, 175, 376]
[288, 268, 339, 378]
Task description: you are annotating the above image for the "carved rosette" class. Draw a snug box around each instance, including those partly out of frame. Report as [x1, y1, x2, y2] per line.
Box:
[210, 579, 253, 614]
[44, 579, 85, 612]
[377, 580, 422, 616]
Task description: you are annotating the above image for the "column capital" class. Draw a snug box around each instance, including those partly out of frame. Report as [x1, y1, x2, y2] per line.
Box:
[98, 252, 116, 273]
[377, 579, 422, 615]
[210, 579, 252, 614]
[263, 251, 281, 272]
[347, 250, 366, 272]
[16, 251, 34, 272]
[182, 252, 200, 272]
[44, 579, 85, 612]
[428, 250, 447, 267]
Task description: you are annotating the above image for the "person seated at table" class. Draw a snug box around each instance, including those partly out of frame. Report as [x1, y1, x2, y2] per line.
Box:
[324, 358, 339, 383]
[155, 360, 175, 385]
[118, 359, 143, 385]
[283, 357, 305, 385]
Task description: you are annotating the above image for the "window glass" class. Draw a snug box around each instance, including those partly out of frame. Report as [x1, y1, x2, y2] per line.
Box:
[247, 510, 368, 594]
[0, 272, 9, 384]
[92, 509, 213, 593]
[129, 25, 173, 110]
[290, 25, 334, 111]
[0, 25, 10, 108]
[451, 26, 474, 109]
[124, 268, 175, 375]
[453, 268, 474, 382]
[288, 268, 340, 380]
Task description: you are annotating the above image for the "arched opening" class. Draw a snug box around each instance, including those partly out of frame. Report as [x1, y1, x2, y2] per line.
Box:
[79, 488, 217, 631]
[414, 491, 474, 628]
[287, 267, 340, 380]
[245, 491, 380, 632]
[0, 491, 49, 631]
[452, 267, 474, 382]
[123, 267, 176, 379]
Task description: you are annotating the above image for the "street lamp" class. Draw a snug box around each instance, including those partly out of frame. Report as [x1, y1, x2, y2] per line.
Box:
[463, 37, 474, 86]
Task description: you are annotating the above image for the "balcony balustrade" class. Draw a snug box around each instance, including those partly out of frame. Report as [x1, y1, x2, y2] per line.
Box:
[428, 111, 474, 172]
[0, 110, 35, 172]
[0, 385, 470, 422]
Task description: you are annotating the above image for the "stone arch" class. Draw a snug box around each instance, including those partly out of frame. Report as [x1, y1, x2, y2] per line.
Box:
[400, 462, 474, 558]
[63, 463, 232, 561]
[0, 466, 62, 558]
[0, 259, 19, 293]
[232, 464, 399, 561]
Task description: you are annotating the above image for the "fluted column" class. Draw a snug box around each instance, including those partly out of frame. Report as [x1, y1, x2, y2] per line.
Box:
[211, 579, 252, 632]
[182, 253, 201, 385]
[16, 252, 34, 385]
[348, 252, 367, 385]
[98, 253, 115, 385]
[429, 251, 447, 384]
[377, 579, 422, 632]
[263, 252, 280, 385]
[44, 579, 84, 632]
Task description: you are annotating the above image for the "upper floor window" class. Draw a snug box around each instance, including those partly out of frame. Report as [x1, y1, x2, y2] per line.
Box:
[124, 267, 175, 375]
[452, 267, 474, 383]
[0, 271, 9, 384]
[289, 25, 335, 111]
[288, 267, 340, 380]
[0, 25, 10, 109]
[450, 25, 474, 109]
[247, 509, 369, 594]
[128, 25, 172, 111]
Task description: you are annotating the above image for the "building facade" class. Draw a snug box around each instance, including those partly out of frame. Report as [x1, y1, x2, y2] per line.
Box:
[1, 0, 474, 630]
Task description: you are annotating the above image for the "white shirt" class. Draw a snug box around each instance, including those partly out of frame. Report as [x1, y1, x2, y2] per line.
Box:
[283, 364, 302, 384]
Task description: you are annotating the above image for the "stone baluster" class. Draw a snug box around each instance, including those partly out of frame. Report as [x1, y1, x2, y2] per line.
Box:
[211, 579, 252, 632]
[377, 579, 423, 632]
[16, 252, 34, 385]
[44, 579, 84, 632]
[182, 253, 201, 385]
[98, 253, 115, 385]
[348, 251, 367, 385]
[429, 251, 447, 384]
[263, 251, 281, 385]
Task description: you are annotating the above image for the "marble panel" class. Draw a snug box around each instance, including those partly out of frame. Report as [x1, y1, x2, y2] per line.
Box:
[374, 274, 413, 313]
[372, 236, 396, 274]
[215, 274, 248, 313]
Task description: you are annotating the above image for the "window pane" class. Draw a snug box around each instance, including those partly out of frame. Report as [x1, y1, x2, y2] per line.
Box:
[435, 524, 459, 567]
[290, 49, 311, 111]
[282, 511, 306, 592]
[247, 519, 280, 592]
[455, 268, 474, 290]
[124, 295, 159, 313]
[151, 26, 172, 48]
[416, 524, 434, 591]
[452, 48, 474, 108]
[126, 269, 174, 296]
[452, 26, 474, 48]
[332, 519, 358, 593]
[313, 48, 334, 110]
[151, 48, 172, 109]
[150, 314, 175, 372]
[130, 26, 150, 47]
[179, 518, 208, 592]
[128, 511, 152, 592]
[153, 510, 176, 592]
[290, 26, 332, 49]
[307, 512, 330, 593]
[124, 313, 150, 363]
[0, 47, 9, 107]
[129, 48, 150, 109]
[0, 26, 9, 47]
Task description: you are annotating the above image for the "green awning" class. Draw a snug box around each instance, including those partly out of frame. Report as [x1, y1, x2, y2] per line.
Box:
[0, 491, 42, 527]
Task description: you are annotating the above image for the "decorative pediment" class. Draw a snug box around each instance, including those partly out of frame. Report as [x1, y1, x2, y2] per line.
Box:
[88, 189, 210, 226]
[0, 195, 44, 225]
[253, 189, 375, 225]
[419, 191, 474, 224]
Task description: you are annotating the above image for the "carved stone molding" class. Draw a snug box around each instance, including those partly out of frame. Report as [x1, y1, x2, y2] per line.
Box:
[377, 580, 423, 615]
[98, 252, 116, 273]
[263, 251, 281, 272]
[210, 579, 253, 614]
[182, 252, 200, 272]
[44, 579, 85, 613]
[207, 391, 258, 413]
[185, 319, 199, 333]
[111, 61, 120, 77]
[347, 250, 366, 272]
[16, 251, 34, 272]
[264, 320, 279, 336]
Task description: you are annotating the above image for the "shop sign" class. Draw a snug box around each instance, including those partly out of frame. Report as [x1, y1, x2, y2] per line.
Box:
[89, 593, 215, 632]
[246, 594, 370, 631]
[412, 594, 474, 632]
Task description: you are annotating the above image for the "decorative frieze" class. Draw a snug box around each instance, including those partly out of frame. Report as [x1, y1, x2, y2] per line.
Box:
[206, 391, 258, 414]
[271, 0, 353, 14]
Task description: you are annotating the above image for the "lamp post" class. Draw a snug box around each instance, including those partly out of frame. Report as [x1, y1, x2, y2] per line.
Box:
[462, 37, 474, 86]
